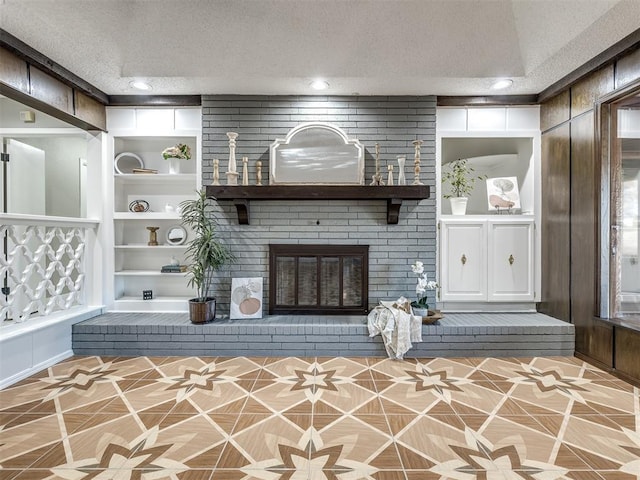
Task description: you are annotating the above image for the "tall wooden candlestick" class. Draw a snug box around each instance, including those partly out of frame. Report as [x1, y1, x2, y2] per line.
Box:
[412, 139, 424, 185]
[370, 143, 384, 186]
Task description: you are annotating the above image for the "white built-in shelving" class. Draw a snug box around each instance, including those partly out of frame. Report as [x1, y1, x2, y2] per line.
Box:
[106, 107, 202, 312]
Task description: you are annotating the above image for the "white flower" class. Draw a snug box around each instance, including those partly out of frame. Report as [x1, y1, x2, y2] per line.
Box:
[416, 277, 428, 295]
[410, 260, 439, 308]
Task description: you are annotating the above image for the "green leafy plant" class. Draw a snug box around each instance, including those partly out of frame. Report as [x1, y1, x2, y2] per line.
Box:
[162, 143, 191, 160]
[442, 158, 486, 198]
[179, 190, 234, 302]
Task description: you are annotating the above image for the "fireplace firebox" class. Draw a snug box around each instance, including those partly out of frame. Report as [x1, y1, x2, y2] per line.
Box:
[269, 244, 369, 315]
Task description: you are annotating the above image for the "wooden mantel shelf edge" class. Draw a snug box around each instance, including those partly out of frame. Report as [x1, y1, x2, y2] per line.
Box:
[205, 185, 431, 225]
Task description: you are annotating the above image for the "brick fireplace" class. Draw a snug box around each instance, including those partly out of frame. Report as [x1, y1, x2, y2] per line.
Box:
[201, 95, 437, 316]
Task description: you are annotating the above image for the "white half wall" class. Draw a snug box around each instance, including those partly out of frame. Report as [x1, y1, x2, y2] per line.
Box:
[0, 306, 104, 388]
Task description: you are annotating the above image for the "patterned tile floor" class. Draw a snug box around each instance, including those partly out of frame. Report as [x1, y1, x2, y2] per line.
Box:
[1, 355, 639, 480]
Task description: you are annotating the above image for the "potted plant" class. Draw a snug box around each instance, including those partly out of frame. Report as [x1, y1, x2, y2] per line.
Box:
[179, 189, 234, 324]
[410, 260, 438, 317]
[162, 143, 191, 174]
[441, 158, 485, 215]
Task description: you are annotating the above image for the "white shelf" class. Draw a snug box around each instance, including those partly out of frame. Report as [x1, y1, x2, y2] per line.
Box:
[115, 173, 197, 184]
[115, 244, 187, 249]
[113, 212, 182, 220]
[112, 296, 191, 313]
[115, 270, 189, 276]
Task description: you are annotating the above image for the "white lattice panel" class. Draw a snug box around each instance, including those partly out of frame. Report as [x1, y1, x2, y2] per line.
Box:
[0, 225, 86, 322]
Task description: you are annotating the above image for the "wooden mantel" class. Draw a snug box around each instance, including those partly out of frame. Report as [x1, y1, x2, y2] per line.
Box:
[205, 185, 430, 225]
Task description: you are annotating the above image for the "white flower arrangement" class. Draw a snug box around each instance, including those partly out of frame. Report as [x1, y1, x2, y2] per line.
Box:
[162, 143, 191, 160]
[410, 260, 438, 310]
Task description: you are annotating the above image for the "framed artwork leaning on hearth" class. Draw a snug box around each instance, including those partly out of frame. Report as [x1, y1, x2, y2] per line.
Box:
[230, 277, 263, 319]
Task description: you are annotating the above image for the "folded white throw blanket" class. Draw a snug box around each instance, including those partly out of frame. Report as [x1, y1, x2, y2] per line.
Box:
[367, 297, 422, 359]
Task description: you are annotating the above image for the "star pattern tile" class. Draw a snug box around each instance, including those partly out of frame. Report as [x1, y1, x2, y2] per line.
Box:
[0, 355, 638, 479]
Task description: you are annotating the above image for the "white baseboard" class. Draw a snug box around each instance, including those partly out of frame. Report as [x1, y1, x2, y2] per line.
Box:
[0, 349, 74, 390]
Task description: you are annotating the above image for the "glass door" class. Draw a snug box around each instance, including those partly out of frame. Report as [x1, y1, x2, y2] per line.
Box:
[610, 92, 640, 318]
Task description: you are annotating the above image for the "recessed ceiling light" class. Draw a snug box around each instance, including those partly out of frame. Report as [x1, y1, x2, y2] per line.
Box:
[310, 79, 329, 91]
[491, 79, 513, 90]
[129, 80, 152, 91]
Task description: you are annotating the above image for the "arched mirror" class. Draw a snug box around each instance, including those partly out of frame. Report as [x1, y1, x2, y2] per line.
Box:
[269, 122, 364, 185]
[166, 225, 187, 245]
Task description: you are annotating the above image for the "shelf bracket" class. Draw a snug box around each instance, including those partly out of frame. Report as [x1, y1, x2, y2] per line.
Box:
[387, 198, 402, 224]
[233, 199, 250, 225]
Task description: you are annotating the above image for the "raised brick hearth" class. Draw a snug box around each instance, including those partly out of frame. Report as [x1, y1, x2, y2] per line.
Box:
[72, 312, 574, 358]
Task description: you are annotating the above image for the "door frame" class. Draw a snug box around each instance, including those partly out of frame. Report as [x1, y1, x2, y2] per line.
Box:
[598, 79, 640, 319]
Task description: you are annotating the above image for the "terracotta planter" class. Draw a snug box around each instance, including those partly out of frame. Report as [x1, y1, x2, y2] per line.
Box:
[189, 297, 216, 324]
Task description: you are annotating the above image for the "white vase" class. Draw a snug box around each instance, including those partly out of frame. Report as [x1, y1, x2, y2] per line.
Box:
[450, 197, 468, 215]
[397, 156, 406, 185]
[168, 157, 181, 174]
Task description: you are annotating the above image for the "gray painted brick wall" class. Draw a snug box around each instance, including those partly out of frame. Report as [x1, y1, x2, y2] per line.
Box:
[201, 95, 437, 315]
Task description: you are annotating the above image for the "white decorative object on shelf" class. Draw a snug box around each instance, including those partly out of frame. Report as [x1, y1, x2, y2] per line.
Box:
[370, 143, 384, 186]
[242, 156, 249, 186]
[412, 139, 423, 185]
[162, 143, 191, 175]
[114, 152, 144, 174]
[387, 164, 394, 186]
[226, 132, 239, 185]
[212, 158, 220, 185]
[397, 156, 406, 185]
[256, 160, 263, 186]
[168, 158, 180, 174]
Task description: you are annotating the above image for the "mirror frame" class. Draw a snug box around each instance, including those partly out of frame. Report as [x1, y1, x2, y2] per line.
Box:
[166, 225, 187, 245]
[269, 122, 364, 185]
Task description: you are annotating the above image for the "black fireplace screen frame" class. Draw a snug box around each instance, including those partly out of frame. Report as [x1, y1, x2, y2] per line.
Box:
[269, 244, 369, 315]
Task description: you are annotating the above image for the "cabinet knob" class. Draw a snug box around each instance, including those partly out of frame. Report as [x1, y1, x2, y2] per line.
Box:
[461, 254, 467, 265]
[509, 254, 515, 265]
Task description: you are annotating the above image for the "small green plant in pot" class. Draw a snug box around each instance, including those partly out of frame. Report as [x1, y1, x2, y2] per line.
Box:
[441, 158, 486, 215]
[179, 189, 235, 324]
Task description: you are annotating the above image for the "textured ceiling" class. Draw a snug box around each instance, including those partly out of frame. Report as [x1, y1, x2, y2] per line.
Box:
[1, 0, 639, 97]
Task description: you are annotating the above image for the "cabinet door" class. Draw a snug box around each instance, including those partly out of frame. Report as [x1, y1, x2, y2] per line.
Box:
[441, 222, 487, 301]
[488, 221, 534, 301]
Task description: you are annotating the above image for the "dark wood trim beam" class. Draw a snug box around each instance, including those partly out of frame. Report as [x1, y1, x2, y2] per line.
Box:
[1, 28, 109, 105]
[108, 95, 202, 106]
[538, 28, 640, 103]
[0, 83, 105, 131]
[437, 95, 538, 106]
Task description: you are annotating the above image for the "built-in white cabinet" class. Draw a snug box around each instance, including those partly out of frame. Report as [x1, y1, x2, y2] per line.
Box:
[440, 217, 535, 304]
[106, 107, 202, 312]
[441, 220, 487, 301]
[436, 106, 541, 311]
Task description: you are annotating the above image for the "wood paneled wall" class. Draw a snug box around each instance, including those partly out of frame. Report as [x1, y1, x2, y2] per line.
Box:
[0, 46, 106, 131]
[539, 123, 570, 321]
[540, 47, 639, 383]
